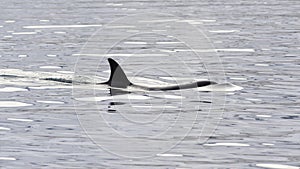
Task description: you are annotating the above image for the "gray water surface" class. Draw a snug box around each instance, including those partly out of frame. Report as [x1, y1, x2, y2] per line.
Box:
[0, 0, 299, 169]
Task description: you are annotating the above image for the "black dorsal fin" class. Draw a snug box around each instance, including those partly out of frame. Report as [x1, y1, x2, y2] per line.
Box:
[106, 58, 131, 88]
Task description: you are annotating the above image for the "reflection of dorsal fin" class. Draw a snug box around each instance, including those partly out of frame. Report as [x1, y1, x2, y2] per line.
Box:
[106, 58, 131, 88]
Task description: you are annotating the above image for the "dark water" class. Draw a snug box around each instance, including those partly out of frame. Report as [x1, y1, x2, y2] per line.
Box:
[0, 0, 299, 168]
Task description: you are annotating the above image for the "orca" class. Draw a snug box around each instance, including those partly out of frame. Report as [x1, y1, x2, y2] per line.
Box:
[0, 58, 242, 93]
[99, 58, 217, 91]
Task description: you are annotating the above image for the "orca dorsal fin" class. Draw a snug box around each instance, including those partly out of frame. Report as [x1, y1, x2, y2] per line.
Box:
[106, 58, 131, 88]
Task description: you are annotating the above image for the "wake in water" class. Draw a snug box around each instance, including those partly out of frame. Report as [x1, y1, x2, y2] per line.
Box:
[0, 58, 243, 93]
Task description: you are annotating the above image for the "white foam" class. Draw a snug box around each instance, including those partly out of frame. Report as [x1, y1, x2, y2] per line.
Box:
[199, 19, 216, 22]
[262, 143, 274, 146]
[159, 49, 176, 53]
[246, 98, 262, 101]
[188, 21, 203, 25]
[139, 19, 178, 23]
[39, 66, 62, 69]
[106, 25, 135, 29]
[72, 53, 168, 57]
[106, 3, 123, 6]
[0, 127, 11, 131]
[147, 94, 184, 99]
[174, 49, 215, 52]
[46, 54, 58, 57]
[256, 164, 299, 169]
[75, 96, 111, 102]
[29, 86, 73, 89]
[0, 157, 16, 161]
[54, 31, 66, 34]
[5, 20, 15, 23]
[124, 41, 147, 45]
[0, 87, 28, 92]
[209, 30, 239, 33]
[12, 32, 37, 35]
[256, 115, 272, 118]
[39, 20, 50, 22]
[197, 83, 243, 92]
[229, 77, 247, 80]
[7, 118, 33, 122]
[0, 26, 3, 28]
[204, 143, 250, 147]
[24, 24, 102, 29]
[255, 63, 269, 66]
[18, 54, 28, 58]
[127, 94, 150, 100]
[126, 30, 139, 33]
[216, 48, 255, 52]
[152, 29, 167, 32]
[36, 100, 65, 104]
[76, 94, 150, 102]
[132, 105, 176, 109]
[56, 71, 74, 74]
[163, 95, 184, 99]
[156, 41, 183, 44]
[0, 101, 32, 107]
[156, 153, 183, 157]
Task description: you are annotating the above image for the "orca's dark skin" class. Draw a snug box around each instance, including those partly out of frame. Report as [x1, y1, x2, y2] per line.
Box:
[99, 58, 217, 91]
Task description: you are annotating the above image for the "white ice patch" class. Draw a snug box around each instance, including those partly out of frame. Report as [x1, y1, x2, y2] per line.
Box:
[204, 143, 250, 147]
[0, 101, 32, 107]
[256, 164, 299, 169]
[7, 118, 33, 122]
[0, 87, 28, 92]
